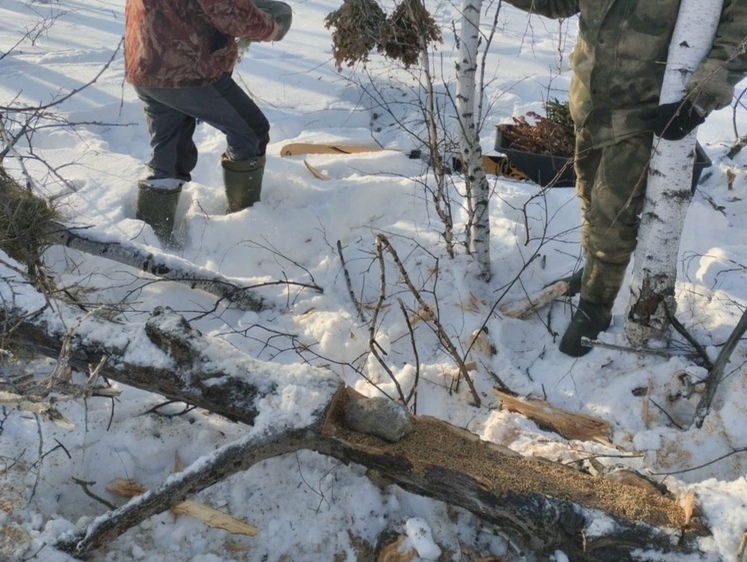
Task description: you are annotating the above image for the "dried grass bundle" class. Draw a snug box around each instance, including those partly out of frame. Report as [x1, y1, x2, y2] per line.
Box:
[0, 167, 57, 267]
[324, 0, 386, 70]
[378, 0, 442, 68]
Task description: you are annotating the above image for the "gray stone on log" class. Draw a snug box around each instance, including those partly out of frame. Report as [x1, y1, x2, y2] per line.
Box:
[343, 396, 413, 442]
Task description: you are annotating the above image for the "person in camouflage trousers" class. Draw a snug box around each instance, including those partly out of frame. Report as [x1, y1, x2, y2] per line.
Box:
[502, 0, 747, 356]
[124, 0, 292, 244]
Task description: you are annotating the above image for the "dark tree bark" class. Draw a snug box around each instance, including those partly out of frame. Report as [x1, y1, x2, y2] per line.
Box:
[2, 302, 707, 561]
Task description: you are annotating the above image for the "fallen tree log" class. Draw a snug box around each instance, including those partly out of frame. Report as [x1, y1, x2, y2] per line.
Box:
[46, 222, 267, 311]
[0, 170, 270, 311]
[318, 389, 704, 561]
[0, 288, 708, 560]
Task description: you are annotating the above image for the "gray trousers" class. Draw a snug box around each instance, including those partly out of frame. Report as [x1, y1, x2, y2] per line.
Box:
[134, 73, 270, 182]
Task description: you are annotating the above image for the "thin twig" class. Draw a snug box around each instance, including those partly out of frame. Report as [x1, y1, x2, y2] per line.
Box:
[691, 308, 747, 429]
[666, 306, 713, 369]
[337, 240, 367, 321]
[377, 234, 481, 406]
[583, 338, 682, 358]
[71, 477, 117, 510]
[736, 531, 747, 562]
[648, 398, 684, 430]
[398, 297, 420, 411]
[368, 237, 403, 403]
[650, 447, 747, 476]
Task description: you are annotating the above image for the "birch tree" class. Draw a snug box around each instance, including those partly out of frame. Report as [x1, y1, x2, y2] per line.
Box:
[456, 0, 492, 281]
[625, 0, 724, 346]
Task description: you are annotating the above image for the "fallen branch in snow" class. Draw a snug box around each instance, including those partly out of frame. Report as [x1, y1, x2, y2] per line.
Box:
[0, 290, 709, 560]
[584, 338, 681, 358]
[498, 278, 570, 319]
[316, 388, 706, 561]
[52, 384, 707, 561]
[494, 389, 612, 443]
[107, 478, 259, 536]
[46, 223, 267, 311]
[0, 171, 280, 311]
[55, 423, 320, 557]
[691, 307, 747, 428]
[336, 239, 367, 321]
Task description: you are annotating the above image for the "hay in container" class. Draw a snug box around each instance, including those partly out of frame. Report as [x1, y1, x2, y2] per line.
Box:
[497, 98, 575, 157]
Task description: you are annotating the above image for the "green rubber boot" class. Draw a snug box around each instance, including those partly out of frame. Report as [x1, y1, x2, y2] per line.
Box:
[136, 180, 182, 244]
[222, 154, 266, 213]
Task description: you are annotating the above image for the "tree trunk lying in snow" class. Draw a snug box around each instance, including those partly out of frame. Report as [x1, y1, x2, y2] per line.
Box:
[0, 170, 266, 311]
[46, 222, 265, 311]
[0, 298, 708, 560]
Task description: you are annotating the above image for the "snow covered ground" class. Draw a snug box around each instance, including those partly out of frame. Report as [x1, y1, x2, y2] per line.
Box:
[1, 0, 746, 560]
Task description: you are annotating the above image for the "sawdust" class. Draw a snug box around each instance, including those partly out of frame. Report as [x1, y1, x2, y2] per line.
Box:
[325, 393, 685, 530]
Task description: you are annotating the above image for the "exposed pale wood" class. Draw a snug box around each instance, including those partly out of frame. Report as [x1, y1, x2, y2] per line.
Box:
[494, 389, 612, 443]
[376, 535, 416, 562]
[303, 159, 330, 180]
[316, 388, 703, 561]
[0, 390, 74, 429]
[499, 280, 569, 319]
[281, 143, 521, 179]
[107, 478, 260, 536]
[281, 143, 387, 156]
[172, 501, 259, 536]
[105, 479, 147, 498]
[56, 423, 320, 557]
[737, 531, 747, 562]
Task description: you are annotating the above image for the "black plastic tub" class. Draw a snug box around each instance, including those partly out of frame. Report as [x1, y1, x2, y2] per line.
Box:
[495, 126, 712, 191]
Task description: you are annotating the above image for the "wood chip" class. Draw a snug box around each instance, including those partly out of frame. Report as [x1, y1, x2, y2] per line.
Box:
[495, 389, 612, 443]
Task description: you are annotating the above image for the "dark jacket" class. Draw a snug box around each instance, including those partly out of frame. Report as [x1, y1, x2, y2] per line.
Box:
[503, 0, 747, 146]
[125, 0, 276, 88]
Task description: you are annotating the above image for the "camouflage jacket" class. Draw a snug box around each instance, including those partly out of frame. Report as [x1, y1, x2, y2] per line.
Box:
[502, 0, 747, 146]
[125, 0, 276, 88]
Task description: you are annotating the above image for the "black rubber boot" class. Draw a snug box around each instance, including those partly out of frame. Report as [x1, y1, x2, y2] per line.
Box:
[136, 181, 182, 245]
[222, 154, 266, 213]
[548, 267, 584, 296]
[559, 298, 612, 357]
[564, 267, 584, 297]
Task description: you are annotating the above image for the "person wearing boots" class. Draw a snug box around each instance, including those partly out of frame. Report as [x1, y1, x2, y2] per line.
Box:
[501, 0, 747, 356]
[124, 0, 293, 244]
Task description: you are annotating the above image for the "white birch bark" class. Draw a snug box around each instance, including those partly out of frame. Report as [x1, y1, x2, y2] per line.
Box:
[48, 223, 266, 311]
[456, 0, 491, 281]
[625, 0, 723, 346]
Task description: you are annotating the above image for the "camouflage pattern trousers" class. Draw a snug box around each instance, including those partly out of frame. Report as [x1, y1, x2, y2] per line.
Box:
[574, 128, 654, 308]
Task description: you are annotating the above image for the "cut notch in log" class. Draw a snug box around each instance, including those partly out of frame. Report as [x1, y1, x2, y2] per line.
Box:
[316, 387, 704, 561]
